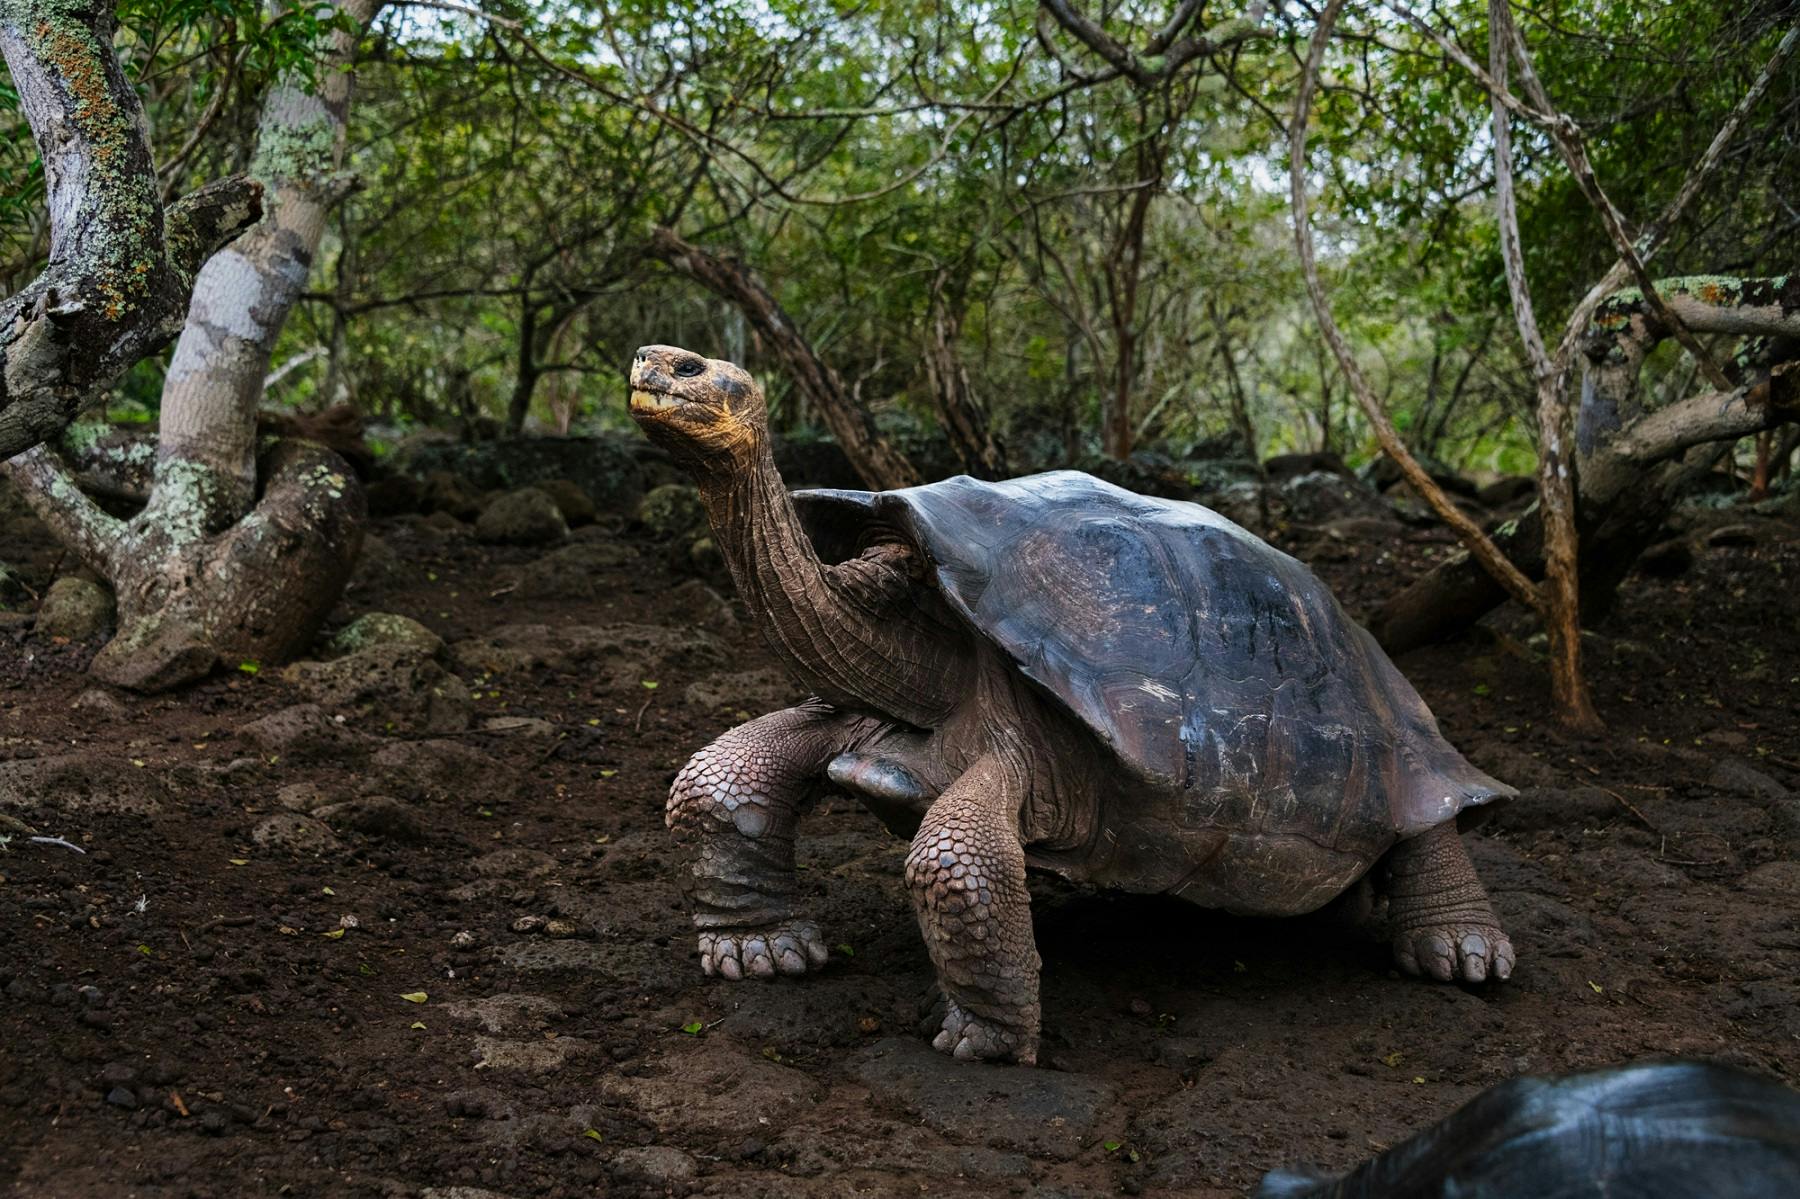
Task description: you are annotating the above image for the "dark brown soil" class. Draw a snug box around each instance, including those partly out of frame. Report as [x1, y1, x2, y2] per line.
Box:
[3, 495, 1797, 1198]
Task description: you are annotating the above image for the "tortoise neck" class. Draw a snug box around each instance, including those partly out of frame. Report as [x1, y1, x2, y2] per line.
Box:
[694, 434, 960, 727]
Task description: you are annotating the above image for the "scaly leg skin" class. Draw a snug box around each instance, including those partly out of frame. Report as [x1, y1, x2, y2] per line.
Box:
[666, 703, 878, 981]
[905, 753, 1041, 1065]
[1384, 822, 1516, 984]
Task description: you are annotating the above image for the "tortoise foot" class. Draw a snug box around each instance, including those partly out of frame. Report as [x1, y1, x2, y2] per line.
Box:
[930, 997, 1038, 1065]
[1393, 921, 1515, 983]
[699, 920, 829, 980]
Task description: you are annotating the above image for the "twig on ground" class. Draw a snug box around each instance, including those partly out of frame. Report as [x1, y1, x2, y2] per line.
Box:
[29, 835, 86, 854]
[194, 915, 256, 935]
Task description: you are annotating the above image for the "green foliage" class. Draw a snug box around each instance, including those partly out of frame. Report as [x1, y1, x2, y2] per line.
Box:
[5, 0, 1788, 478]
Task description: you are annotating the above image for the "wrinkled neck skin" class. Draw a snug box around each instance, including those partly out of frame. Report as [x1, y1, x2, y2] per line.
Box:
[692, 431, 969, 730]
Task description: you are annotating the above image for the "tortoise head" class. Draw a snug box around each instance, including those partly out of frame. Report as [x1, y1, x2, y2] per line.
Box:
[629, 345, 766, 467]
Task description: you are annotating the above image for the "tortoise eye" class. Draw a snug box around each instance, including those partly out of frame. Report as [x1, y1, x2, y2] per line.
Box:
[675, 359, 705, 378]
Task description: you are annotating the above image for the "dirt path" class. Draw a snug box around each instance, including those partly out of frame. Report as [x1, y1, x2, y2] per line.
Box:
[3, 500, 1797, 1198]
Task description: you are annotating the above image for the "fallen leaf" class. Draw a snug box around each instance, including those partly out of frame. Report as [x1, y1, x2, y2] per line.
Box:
[680, 1020, 703, 1035]
[1382, 1051, 1403, 1068]
[583, 1129, 604, 1143]
[228, 859, 249, 867]
[238, 661, 260, 675]
[410, 1021, 426, 1030]
[322, 928, 346, 940]
[640, 680, 659, 690]
[400, 991, 428, 1004]
[1588, 980, 1604, 994]
[322, 886, 335, 896]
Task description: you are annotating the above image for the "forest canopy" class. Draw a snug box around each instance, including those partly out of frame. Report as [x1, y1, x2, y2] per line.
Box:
[4, 0, 1789, 476]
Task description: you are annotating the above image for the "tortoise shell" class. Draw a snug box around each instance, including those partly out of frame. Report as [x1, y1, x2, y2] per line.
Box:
[794, 471, 1510, 844]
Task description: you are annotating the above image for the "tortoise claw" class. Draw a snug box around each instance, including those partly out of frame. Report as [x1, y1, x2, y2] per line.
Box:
[699, 920, 829, 981]
[1393, 923, 1514, 984]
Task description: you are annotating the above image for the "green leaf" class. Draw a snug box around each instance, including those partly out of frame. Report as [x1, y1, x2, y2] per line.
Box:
[237, 661, 260, 675]
[400, 991, 428, 1004]
[583, 1128, 604, 1143]
[680, 1020, 703, 1035]
[640, 680, 659, 690]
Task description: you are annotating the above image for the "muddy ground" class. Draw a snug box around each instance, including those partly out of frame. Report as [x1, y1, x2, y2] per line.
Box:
[2, 473, 1797, 1198]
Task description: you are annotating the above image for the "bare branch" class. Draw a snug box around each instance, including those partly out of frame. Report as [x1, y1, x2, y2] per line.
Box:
[1290, 0, 1542, 614]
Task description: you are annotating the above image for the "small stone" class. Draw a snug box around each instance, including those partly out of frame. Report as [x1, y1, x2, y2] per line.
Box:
[610, 1145, 699, 1186]
[535, 478, 597, 527]
[251, 813, 342, 855]
[105, 1086, 138, 1109]
[476, 488, 568, 546]
[543, 919, 578, 938]
[512, 915, 548, 934]
[34, 577, 115, 640]
[1128, 998, 1152, 1016]
[636, 484, 706, 541]
[326, 613, 443, 659]
[70, 688, 127, 715]
[314, 796, 429, 843]
[1705, 524, 1758, 548]
[451, 930, 479, 949]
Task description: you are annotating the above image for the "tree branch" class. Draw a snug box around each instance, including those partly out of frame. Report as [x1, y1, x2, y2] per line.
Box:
[1290, 0, 1542, 614]
[0, 0, 263, 460]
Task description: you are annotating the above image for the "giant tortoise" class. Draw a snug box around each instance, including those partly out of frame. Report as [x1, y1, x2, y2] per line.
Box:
[628, 344, 1516, 1065]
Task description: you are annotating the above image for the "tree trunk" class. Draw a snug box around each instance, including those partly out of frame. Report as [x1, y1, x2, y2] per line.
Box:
[924, 271, 1006, 478]
[646, 227, 919, 490]
[4, 0, 378, 690]
[0, 0, 262, 459]
[506, 297, 541, 436]
[1373, 278, 1800, 654]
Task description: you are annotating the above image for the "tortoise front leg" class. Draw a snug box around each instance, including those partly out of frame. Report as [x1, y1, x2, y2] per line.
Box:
[666, 702, 881, 980]
[906, 753, 1041, 1064]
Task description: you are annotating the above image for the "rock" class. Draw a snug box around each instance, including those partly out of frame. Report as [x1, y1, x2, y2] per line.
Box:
[69, 688, 126, 716]
[396, 435, 645, 513]
[313, 796, 428, 842]
[238, 704, 378, 763]
[371, 739, 514, 803]
[276, 781, 335, 812]
[610, 1146, 699, 1187]
[682, 668, 797, 713]
[598, 1041, 821, 1138]
[250, 813, 342, 854]
[348, 533, 405, 591]
[105, 1086, 137, 1109]
[636, 483, 706, 540]
[535, 478, 597, 527]
[514, 542, 637, 601]
[418, 470, 484, 521]
[850, 1038, 1115, 1161]
[0, 562, 28, 608]
[0, 754, 168, 814]
[1637, 538, 1695, 578]
[1707, 759, 1790, 803]
[449, 622, 729, 678]
[481, 716, 556, 738]
[423, 509, 470, 534]
[326, 612, 443, 658]
[688, 536, 725, 580]
[282, 644, 473, 734]
[1281, 471, 1392, 526]
[89, 613, 216, 692]
[1265, 451, 1350, 482]
[665, 579, 736, 631]
[441, 993, 563, 1035]
[471, 1035, 594, 1074]
[476, 488, 568, 547]
[34, 577, 115, 640]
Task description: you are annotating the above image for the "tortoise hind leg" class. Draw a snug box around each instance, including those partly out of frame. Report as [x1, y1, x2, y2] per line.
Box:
[666, 702, 882, 980]
[1383, 822, 1516, 984]
[905, 752, 1041, 1064]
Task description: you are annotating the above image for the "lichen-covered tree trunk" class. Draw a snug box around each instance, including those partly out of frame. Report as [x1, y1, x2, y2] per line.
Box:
[0, 0, 262, 459]
[4, 0, 379, 691]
